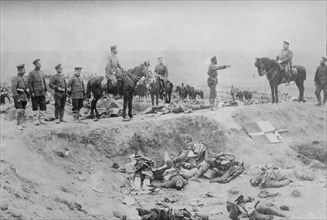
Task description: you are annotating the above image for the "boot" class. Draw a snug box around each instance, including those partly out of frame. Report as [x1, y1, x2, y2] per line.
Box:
[21, 110, 27, 128]
[60, 109, 67, 123]
[133, 177, 142, 191]
[33, 111, 40, 126]
[315, 96, 322, 106]
[16, 109, 23, 130]
[38, 110, 47, 125]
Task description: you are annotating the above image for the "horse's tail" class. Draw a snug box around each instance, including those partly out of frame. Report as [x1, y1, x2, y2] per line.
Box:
[86, 79, 92, 99]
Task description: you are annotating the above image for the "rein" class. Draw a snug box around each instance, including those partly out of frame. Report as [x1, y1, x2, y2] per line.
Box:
[261, 65, 277, 82]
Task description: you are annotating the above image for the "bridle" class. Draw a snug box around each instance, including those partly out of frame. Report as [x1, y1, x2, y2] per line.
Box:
[258, 61, 277, 82]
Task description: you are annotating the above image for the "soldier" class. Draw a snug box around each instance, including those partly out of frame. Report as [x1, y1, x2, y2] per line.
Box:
[49, 64, 67, 123]
[207, 56, 231, 110]
[11, 64, 29, 130]
[276, 41, 293, 85]
[27, 59, 48, 125]
[154, 57, 168, 94]
[67, 67, 85, 122]
[230, 85, 236, 100]
[105, 45, 124, 99]
[314, 57, 327, 106]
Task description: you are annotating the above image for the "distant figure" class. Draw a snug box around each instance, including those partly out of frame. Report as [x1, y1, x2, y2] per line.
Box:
[0, 86, 10, 104]
[105, 45, 124, 99]
[230, 85, 236, 100]
[27, 59, 48, 126]
[314, 57, 327, 106]
[207, 56, 231, 110]
[49, 64, 67, 123]
[154, 57, 168, 94]
[67, 67, 85, 122]
[11, 64, 28, 130]
[276, 41, 293, 85]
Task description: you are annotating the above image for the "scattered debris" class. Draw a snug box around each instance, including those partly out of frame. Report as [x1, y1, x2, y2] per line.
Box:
[291, 189, 302, 197]
[121, 196, 135, 206]
[280, 205, 290, 211]
[91, 186, 105, 194]
[258, 190, 281, 198]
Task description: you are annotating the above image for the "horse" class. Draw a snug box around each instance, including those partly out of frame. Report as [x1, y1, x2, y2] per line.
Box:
[194, 89, 204, 99]
[185, 85, 196, 100]
[175, 85, 187, 100]
[86, 62, 149, 120]
[235, 89, 243, 101]
[255, 57, 306, 103]
[243, 90, 252, 100]
[135, 83, 148, 99]
[164, 80, 173, 103]
[149, 76, 161, 106]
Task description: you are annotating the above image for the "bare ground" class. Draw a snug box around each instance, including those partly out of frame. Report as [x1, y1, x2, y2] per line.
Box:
[0, 98, 326, 220]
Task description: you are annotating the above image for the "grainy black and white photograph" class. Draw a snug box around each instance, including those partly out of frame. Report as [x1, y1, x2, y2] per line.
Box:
[0, 0, 326, 219]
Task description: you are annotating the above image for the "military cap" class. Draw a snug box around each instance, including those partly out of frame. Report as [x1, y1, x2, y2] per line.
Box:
[74, 67, 82, 70]
[110, 45, 117, 51]
[16, 64, 25, 69]
[283, 41, 290, 45]
[55, 64, 62, 69]
[322, 57, 327, 62]
[33, 59, 40, 65]
[211, 56, 217, 62]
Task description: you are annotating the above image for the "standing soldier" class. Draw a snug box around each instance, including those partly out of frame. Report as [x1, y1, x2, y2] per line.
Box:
[11, 64, 29, 130]
[49, 64, 67, 123]
[105, 45, 124, 99]
[154, 57, 169, 94]
[67, 67, 85, 122]
[276, 41, 293, 85]
[207, 56, 231, 110]
[314, 57, 327, 106]
[27, 59, 48, 125]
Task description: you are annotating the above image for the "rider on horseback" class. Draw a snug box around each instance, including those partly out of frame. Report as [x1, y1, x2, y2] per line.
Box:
[276, 41, 293, 85]
[105, 45, 124, 99]
[154, 57, 168, 94]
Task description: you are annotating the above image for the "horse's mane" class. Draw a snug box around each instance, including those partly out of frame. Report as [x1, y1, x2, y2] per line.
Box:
[259, 57, 278, 69]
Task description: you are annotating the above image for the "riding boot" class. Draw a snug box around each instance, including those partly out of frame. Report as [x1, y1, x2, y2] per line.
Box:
[38, 110, 47, 125]
[21, 110, 27, 128]
[16, 109, 23, 130]
[33, 111, 40, 126]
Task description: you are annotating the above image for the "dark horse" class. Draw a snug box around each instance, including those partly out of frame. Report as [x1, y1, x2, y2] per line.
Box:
[86, 62, 149, 120]
[255, 57, 306, 103]
[164, 80, 173, 103]
[149, 76, 161, 106]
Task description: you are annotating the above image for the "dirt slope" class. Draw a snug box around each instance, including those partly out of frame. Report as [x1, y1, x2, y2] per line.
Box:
[0, 101, 326, 220]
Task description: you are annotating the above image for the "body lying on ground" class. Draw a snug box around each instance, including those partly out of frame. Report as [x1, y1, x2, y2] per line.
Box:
[227, 194, 289, 220]
[113, 207, 209, 220]
[250, 164, 315, 188]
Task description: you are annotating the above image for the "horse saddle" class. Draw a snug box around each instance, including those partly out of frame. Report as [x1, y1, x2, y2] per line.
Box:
[101, 77, 108, 90]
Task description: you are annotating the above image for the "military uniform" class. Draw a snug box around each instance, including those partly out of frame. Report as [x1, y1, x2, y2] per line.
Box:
[207, 63, 228, 108]
[11, 64, 29, 129]
[314, 59, 327, 105]
[276, 41, 293, 83]
[67, 70, 85, 121]
[49, 64, 67, 122]
[155, 60, 169, 93]
[27, 59, 48, 125]
[105, 46, 123, 97]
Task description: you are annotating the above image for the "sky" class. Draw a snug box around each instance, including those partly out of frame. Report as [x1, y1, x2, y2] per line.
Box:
[1, 1, 326, 53]
[0, 0, 326, 92]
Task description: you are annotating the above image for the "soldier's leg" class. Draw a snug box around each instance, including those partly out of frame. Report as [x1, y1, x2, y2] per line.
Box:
[315, 84, 323, 105]
[14, 100, 24, 130]
[54, 95, 61, 123]
[193, 160, 210, 179]
[21, 101, 27, 128]
[322, 83, 327, 104]
[173, 150, 190, 165]
[71, 99, 78, 122]
[31, 96, 40, 126]
[60, 95, 67, 122]
[38, 96, 47, 125]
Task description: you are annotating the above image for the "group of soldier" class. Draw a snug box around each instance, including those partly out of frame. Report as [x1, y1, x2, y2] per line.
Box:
[10, 45, 170, 130]
[207, 41, 327, 109]
[9, 41, 327, 130]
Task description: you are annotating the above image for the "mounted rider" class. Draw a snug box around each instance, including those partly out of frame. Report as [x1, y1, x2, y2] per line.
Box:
[154, 57, 168, 94]
[276, 41, 293, 85]
[105, 45, 124, 99]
